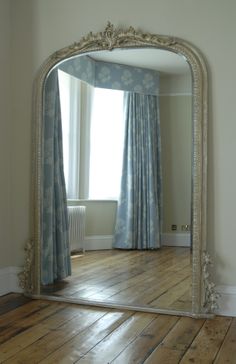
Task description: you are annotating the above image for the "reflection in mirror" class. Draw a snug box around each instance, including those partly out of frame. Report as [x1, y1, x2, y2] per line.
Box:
[20, 24, 217, 317]
[40, 48, 193, 312]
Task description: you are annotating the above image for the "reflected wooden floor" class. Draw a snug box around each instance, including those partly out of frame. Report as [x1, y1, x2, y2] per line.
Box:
[41, 247, 192, 311]
[0, 294, 235, 363]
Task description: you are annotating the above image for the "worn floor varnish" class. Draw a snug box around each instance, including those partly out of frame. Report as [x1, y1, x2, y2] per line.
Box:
[0, 294, 235, 363]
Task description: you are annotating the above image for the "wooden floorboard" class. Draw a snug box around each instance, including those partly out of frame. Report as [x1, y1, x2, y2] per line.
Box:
[0, 294, 31, 315]
[0, 294, 235, 363]
[214, 317, 236, 363]
[41, 247, 192, 312]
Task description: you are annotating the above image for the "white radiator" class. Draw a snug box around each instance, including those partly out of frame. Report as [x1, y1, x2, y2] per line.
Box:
[67, 206, 86, 253]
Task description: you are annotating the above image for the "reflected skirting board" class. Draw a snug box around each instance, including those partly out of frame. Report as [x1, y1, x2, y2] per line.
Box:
[83, 233, 191, 251]
[161, 233, 190, 247]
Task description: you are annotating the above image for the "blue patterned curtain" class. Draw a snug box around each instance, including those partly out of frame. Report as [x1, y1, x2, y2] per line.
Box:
[113, 92, 162, 250]
[41, 70, 71, 285]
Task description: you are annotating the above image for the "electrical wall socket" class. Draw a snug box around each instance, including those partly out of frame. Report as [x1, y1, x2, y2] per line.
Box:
[181, 224, 190, 231]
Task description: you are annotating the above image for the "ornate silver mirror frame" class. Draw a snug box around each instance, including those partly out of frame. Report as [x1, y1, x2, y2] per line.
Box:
[20, 23, 218, 318]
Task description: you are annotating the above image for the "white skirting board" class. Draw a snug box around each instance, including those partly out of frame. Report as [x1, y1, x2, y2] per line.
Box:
[161, 233, 191, 247]
[84, 233, 190, 251]
[0, 266, 23, 296]
[215, 285, 236, 317]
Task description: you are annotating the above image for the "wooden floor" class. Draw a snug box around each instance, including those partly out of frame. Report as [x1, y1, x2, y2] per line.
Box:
[41, 247, 192, 311]
[0, 293, 235, 363]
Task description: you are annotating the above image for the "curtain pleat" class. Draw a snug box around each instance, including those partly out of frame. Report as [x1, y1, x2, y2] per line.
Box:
[113, 92, 162, 250]
[41, 70, 71, 285]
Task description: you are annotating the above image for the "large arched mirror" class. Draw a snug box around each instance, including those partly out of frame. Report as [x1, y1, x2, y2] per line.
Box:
[20, 23, 218, 317]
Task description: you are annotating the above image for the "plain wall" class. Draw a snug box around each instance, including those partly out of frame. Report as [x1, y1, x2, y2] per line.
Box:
[0, 0, 12, 267]
[160, 73, 192, 234]
[160, 73, 192, 95]
[69, 200, 117, 236]
[3, 0, 236, 286]
[9, 0, 35, 267]
[160, 95, 192, 233]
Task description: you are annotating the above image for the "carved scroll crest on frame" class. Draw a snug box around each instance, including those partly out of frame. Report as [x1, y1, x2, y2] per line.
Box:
[53, 22, 177, 61]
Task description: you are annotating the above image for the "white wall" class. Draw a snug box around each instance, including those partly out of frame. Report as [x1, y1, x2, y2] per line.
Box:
[160, 73, 192, 95]
[3, 0, 236, 289]
[0, 0, 12, 267]
[9, 0, 35, 267]
[69, 200, 117, 236]
[160, 95, 192, 234]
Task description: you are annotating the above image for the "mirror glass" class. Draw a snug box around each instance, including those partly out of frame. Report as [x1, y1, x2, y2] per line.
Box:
[40, 48, 193, 312]
[20, 24, 214, 317]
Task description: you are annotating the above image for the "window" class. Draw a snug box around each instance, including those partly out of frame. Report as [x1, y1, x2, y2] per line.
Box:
[58, 70, 125, 200]
[58, 70, 81, 199]
[89, 87, 125, 199]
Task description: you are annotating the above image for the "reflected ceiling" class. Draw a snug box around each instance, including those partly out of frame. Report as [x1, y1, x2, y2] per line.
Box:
[90, 48, 190, 75]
